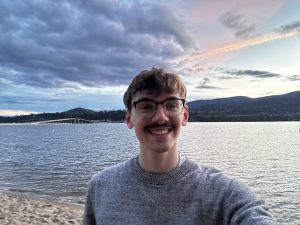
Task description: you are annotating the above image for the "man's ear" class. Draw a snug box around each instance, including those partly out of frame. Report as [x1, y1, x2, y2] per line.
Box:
[182, 105, 189, 126]
[125, 110, 133, 129]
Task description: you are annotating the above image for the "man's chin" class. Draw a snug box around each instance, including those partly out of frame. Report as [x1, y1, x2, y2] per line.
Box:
[148, 143, 174, 153]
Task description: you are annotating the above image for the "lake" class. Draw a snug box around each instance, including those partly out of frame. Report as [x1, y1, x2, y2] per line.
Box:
[0, 122, 299, 224]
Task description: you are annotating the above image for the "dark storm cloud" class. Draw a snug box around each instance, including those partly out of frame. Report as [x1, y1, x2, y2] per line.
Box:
[199, 78, 210, 86]
[219, 9, 257, 38]
[0, 96, 69, 104]
[195, 78, 223, 90]
[218, 76, 240, 80]
[220, 9, 300, 38]
[218, 68, 281, 78]
[277, 20, 300, 33]
[286, 75, 300, 81]
[0, 0, 194, 88]
[195, 85, 223, 90]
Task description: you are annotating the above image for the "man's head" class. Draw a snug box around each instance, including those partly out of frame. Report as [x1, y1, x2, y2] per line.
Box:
[124, 68, 189, 154]
[123, 68, 187, 112]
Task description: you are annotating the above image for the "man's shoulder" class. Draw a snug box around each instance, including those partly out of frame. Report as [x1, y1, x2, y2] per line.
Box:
[186, 160, 256, 204]
[187, 159, 231, 179]
[194, 162, 256, 199]
[90, 157, 135, 183]
[186, 159, 237, 190]
[200, 164, 233, 182]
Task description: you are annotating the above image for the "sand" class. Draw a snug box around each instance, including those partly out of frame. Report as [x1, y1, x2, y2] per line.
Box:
[0, 192, 84, 225]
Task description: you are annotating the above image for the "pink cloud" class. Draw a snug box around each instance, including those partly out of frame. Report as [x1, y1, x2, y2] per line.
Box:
[174, 0, 285, 48]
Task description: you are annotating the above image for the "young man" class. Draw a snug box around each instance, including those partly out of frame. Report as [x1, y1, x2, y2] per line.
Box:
[83, 68, 276, 225]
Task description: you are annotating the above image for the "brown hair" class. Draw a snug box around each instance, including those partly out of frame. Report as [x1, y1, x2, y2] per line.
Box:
[123, 68, 186, 111]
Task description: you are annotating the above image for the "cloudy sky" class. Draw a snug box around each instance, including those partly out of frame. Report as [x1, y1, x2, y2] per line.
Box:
[1, 0, 300, 116]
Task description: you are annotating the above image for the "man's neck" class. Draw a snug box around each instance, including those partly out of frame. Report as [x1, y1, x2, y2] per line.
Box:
[138, 149, 179, 173]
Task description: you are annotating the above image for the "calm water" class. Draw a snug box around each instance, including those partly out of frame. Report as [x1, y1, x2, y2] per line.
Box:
[0, 122, 299, 224]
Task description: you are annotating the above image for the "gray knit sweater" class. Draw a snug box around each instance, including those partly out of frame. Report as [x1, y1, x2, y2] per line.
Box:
[83, 156, 276, 225]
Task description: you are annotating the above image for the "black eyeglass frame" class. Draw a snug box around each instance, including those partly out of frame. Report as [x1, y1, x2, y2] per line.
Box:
[132, 97, 186, 115]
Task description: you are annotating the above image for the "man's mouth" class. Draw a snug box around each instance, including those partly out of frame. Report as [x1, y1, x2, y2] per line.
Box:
[146, 126, 172, 135]
[148, 128, 170, 135]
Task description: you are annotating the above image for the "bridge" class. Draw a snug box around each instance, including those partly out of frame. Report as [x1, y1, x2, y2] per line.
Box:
[38, 118, 94, 124]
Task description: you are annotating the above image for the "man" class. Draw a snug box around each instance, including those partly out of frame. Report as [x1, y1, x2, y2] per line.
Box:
[83, 68, 276, 225]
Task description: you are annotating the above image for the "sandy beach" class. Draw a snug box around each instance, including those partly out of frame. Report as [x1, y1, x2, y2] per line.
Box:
[0, 192, 84, 225]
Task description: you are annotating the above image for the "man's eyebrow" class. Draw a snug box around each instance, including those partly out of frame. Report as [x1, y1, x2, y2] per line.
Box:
[134, 96, 181, 102]
[133, 97, 153, 102]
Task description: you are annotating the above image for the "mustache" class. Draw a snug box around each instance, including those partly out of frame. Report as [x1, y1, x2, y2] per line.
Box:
[144, 123, 173, 130]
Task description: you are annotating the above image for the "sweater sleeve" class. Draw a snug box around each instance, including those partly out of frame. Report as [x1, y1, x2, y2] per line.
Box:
[82, 179, 96, 225]
[225, 179, 276, 225]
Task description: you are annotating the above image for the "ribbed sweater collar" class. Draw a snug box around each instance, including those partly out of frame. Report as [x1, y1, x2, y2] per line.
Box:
[129, 155, 198, 185]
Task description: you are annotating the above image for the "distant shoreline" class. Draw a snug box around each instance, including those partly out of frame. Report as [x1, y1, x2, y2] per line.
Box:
[0, 121, 126, 125]
[1, 119, 299, 125]
[1, 90, 300, 123]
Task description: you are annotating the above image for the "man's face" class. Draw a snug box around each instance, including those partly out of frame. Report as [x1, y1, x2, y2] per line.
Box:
[125, 90, 189, 154]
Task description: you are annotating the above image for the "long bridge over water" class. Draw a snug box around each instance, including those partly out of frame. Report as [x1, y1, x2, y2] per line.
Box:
[38, 118, 93, 124]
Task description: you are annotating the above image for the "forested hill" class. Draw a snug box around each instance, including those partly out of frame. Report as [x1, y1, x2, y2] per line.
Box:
[1, 91, 300, 123]
[187, 91, 300, 121]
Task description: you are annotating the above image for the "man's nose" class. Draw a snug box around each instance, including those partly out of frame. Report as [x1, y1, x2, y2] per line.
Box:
[152, 104, 168, 123]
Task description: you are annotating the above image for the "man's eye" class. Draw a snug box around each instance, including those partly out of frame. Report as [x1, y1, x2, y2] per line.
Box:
[137, 102, 154, 111]
[165, 101, 179, 110]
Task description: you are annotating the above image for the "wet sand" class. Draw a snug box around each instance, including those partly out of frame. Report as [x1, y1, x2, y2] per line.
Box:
[0, 192, 84, 225]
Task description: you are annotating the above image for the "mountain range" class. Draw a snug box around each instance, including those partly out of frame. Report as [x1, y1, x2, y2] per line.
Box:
[187, 90, 300, 121]
[188, 90, 300, 114]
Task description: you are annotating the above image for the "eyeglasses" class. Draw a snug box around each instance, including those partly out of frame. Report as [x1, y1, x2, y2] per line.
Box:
[132, 98, 186, 117]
